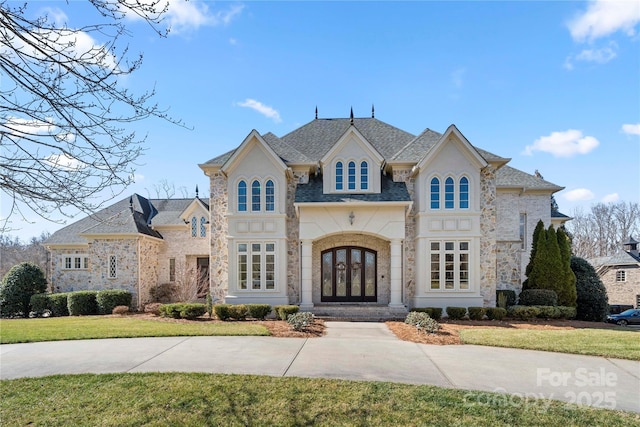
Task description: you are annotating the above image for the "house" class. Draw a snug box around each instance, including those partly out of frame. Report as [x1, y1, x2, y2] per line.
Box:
[45, 111, 568, 314]
[589, 237, 640, 308]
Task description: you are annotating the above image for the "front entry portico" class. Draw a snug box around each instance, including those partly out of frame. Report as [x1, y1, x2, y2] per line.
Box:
[321, 246, 377, 302]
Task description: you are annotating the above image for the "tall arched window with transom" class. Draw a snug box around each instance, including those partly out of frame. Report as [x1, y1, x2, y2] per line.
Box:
[265, 180, 275, 211]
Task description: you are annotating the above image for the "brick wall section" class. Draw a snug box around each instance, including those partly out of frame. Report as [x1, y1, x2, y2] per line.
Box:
[479, 166, 497, 306]
[209, 171, 229, 301]
[601, 266, 640, 306]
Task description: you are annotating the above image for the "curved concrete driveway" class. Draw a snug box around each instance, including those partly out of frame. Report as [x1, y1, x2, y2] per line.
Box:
[1, 322, 638, 413]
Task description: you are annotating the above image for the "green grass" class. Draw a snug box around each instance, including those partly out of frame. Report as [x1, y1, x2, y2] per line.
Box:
[0, 316, 270, 344]
[1, 373, 637, 426]
[460, 327, 640, 360]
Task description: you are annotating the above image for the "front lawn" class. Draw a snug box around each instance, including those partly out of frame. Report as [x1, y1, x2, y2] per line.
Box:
[0, 316, 269, 344]
[1, 373, 637, 426]
[459, 327, 640, 360]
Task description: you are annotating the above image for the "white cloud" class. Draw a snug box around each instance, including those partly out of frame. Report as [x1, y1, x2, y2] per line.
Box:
[563, 188, 596, 202]
[121, 1, 244, 34]
[237, 99, 282, 123]
[523, 130, 599, 157]
[568, 0, 640, 42]
[44, 153, 84, 171]
[602, 193, 620, 203]
[2, 117, 75, 143]
[564, 41, 618, 69]
[622, 123, 640, 135]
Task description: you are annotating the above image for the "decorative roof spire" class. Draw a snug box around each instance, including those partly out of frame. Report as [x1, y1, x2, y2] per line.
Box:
[350, 107, 354, 125]
[315, 106, 318, 120]
[371, 104, 375, 118]
[195, 185, 199, 198]
[129, 196, 134, 212]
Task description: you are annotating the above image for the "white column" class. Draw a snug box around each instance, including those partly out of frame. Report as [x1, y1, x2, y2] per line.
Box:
[389, 239, 404, 307]
[300, 239, 314, 309]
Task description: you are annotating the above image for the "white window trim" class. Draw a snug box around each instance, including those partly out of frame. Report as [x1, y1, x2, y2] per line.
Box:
[62, 255, 89, 271]
[237, 241, 276, 291]
[429, 174, 472, 211]
[237, 176, 278, 214]
[616, 270, 626, 282]
[428, 240, 471, 291]
[332, 158, 373, 193]
[108, 255, 118, 279]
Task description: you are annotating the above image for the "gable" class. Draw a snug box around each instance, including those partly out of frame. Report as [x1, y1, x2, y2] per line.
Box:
[415, 125, 488, 172]
[221, 130, 288, 176]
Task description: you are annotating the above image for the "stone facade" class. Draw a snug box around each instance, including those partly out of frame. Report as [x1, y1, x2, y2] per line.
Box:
[208, 171, 229, 302]
[479, 166, 497, 306]
[393, 168, 416, 305]
[89, 238, 139, 299]
[600, 266, 640, 307]
[49, 248, 91, 293]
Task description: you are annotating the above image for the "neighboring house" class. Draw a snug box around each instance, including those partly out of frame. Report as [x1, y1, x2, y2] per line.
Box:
[589, 237, 640, 308]
[46, 112, 568, 313]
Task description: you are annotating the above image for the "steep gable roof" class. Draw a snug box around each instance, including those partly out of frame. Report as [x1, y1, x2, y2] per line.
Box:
[496, 165, 563, 192]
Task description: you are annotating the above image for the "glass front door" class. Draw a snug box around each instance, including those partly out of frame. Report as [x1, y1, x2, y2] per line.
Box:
[321, 247, 376, 302]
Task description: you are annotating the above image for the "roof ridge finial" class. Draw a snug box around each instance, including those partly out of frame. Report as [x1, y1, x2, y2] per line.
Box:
[129, 195, 134, 212]
[315, 106, 318, 120]
[371, 103, 375, 118]
[195, 185, 199, 198]
[350, 107, 354, 125]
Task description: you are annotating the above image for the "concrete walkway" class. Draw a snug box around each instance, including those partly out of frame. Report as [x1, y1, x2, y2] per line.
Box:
[1, 321, 639, 413]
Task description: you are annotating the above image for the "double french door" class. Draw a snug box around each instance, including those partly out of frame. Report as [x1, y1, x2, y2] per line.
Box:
[321, 246, 376, 302]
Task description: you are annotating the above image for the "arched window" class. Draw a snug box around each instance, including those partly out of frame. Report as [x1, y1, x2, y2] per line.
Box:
[237, 180, 247, 212]
[459, 177, 469, 209]
[348, 161, 356, 190]
[430, 177, 440, 209]
[335, 162, 343, 190]
[360, 161, 368, 190]
[265, 180, 275, 211]
[191, 216, 197, 237]
[200, 216, 207, 237]
[251, 180, 261, 211]
[445, 177, 455, 209]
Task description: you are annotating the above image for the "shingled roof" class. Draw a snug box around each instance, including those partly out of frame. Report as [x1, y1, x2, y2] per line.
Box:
[295, 173, 411, 203]
[45, 195, 197, 246]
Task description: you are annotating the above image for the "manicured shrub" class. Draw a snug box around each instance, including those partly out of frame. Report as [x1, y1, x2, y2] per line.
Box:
[96, 289, 132, 315]
[571, 256, 609, 322]
[518, 289, 558, 307]
[533, 305, 557, 319]
[214, 304, 231, 321]
[485, 307, 507, 321]
[496, 290, 516, 308]
[275, 305, 299, 321]
[228, 304, 248, 320]
[179, 303, 206, 320]
[149, 283, 175, 303]
[410, 307, 442, 321]
[287, 312, 314, 331]
[445, 307, 467, 320]
[557, 306, 576, 320]
[29, 293, 51, 317]
[112, 305, 130, 315]
[0, 262, 47, 317]
[49, 293, 70, 316]
[159, 303, 183, 319]
[556, 228, 577, 307]
[507, 305, 540, 320]
[468, 307, 486, 321]
[405, 311, 440, 334]
[67, 291, 99, 316]
[246, 304, 272, 320]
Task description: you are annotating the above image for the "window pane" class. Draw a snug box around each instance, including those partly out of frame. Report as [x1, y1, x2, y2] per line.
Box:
[191, 217, 197, 237]
[200, 217, 207, 237]
[445, 177, 454, 209]
[430, 178, 440, 209]
[460, 252, 469, 290]
[251, 180, 261, 211]
[460, 242, 469, 251]
[348, 161, 356, 190]
[169, 258, 176, 282]
[74, 257, 81, 269]
[365, 251, 376, 296]
[430, 253, 440, 289]
[238, 243, 247, 252]
[265, 254, 275, 289]
[459, 177, 469, 209]
[238, 254, 247, 289]
[266, 243, 274, 252]
[265, 180, 275, 211]
[83, 257, 89, 269]
[430, 242, 440, 251]
[252, 243, 261, 252]
[108, 256, 117, 279]
[322, 252, 333, 297]
[360, 161, 368, 190]
[351, 249, 361, 297]
[336, 249, 347, 296]
[65, 257, 71, 269]
[335, 162, 343, 190]
[238, 181, 247, 212]
[252, 254, 261, 289]
[445, 242, 454, 251]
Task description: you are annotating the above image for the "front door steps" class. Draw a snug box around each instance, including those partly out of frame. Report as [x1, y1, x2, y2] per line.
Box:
[307, 304, 408, 322]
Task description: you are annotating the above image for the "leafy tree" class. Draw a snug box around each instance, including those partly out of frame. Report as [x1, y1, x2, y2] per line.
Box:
[523, 220, 545, 290]
[556, 227, 577, 307]
[0, 1, 181, 231]
[0, 262, 47, 317]
[571, 256, 608, 321]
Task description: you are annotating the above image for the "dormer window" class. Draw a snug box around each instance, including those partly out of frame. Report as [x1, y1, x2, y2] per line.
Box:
[191, 216, 197, 237]
[460, 177, 469, 209]
[251, 180, 261, 211]
[238, 180, 247, 212]
[445, 177, 455, 209]
[334, 159, 371, 192]
[430, 177, 440, 209]
[336, 162, 343, 190]
[265, 180, 275, 212]
[348, 161, 356, 190]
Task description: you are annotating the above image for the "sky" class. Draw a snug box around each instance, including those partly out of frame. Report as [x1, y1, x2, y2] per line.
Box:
[2, 0, 639, 240]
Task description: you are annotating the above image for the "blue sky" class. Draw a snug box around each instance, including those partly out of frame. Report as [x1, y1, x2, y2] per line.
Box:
[2, 0, 639, 240]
